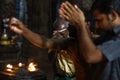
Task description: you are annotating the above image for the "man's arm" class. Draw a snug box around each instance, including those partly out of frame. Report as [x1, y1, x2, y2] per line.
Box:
[8, 17, 53, 49]
[59, 1, 104, 63]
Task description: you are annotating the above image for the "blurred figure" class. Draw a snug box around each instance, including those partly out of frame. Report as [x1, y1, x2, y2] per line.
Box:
[8, 17, 88, 80]
[52, 18, 69, 39]
[59, 0, 120, 80]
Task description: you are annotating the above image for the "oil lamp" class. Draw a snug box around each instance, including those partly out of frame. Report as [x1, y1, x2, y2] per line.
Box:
[18, 62, 25, 67]
[0, 19, 11, 45]
[6, 64, 13, 72]
[1, 61, 46, 80]
[0, 18, 18, 46]
[27, 62, 38, 72]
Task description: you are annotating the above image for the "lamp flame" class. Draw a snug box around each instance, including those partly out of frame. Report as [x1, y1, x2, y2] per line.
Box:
[6, 64, 13, 72]
[6, 64, 13, 69]
[18, 62, 25, 67]
[28, 62, 38, 72]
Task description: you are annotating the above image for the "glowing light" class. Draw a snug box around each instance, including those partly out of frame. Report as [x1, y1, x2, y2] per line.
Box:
[18, 62, 25, 67]
[6, 64, 13, 72]
[6, 64, 13, 69]
[28, 62, 38, 72]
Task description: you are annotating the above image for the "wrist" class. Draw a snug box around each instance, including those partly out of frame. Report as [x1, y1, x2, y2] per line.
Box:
[76, 21, 86, 29]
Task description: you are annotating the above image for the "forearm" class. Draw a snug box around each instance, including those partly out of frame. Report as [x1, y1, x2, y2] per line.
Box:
[8, 17, 50, 48]
[22, 27, 47, 48]
[58, 1, 104, 63]
[77, 23, 103, 63]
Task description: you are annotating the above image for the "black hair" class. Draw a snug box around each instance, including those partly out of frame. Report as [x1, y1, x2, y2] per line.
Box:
[90, 0, 120, 16]
[68, 25, 77, 38]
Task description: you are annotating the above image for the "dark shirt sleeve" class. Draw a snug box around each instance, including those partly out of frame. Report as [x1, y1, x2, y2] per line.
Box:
[97, 37, 120, 62]
[51, 38, 74, 50]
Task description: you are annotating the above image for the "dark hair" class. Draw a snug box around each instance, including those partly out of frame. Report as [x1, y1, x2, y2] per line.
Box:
[68, 25, 77, 38]
[90, 0, 120, 16]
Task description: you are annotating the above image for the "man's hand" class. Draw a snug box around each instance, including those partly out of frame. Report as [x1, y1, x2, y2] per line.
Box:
[8, 17, 25, 34]
[59, 1, 86, 27]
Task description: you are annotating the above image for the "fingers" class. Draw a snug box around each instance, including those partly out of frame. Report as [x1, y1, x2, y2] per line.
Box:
[59, 3, 70, 20]
[65, 1, 75, 12]
[9, 18, 19, 25]
[59, 9, 69, 21]
[74, 5, 80, 11]
[74, 5, 78, 9]
[9, 18, 18, 30]
[11, 26, 23, 34]
[61, 1, 79, 14]
[59, 1, 80, 21]
[7, 17, 23, 34]
[62, 2, 73, 15]
[59, 2, 73, 17]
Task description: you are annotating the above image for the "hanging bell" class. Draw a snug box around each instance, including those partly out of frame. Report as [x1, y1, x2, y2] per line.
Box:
[0, 19, 11, 45]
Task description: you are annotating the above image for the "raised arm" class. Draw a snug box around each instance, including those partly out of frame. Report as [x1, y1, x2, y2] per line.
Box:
[59, 1, 104, 63]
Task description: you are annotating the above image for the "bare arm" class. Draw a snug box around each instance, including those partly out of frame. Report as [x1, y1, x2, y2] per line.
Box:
[59, 1, 104, 63]
[8, 18, 53, 49]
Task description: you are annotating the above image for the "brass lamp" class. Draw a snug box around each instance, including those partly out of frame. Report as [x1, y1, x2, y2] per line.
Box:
[0, 19, 16, 45]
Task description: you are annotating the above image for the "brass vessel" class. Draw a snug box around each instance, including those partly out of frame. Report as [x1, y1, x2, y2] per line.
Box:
[0, 29, 11, 45]
[0, 19, 17, 46]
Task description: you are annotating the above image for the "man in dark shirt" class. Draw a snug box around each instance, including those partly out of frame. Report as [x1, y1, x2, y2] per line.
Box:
[59, 0, 120, 80]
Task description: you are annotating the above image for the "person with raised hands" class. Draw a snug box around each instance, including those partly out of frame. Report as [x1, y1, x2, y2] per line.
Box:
[59, 0, 120, 80]
[8, 16, 89, 80]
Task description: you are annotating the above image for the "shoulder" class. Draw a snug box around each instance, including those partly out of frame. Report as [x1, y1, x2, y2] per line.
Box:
[50, 37, 76, 50]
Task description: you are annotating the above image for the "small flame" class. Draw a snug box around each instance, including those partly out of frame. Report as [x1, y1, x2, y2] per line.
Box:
[6, 64, 13, 69]
[18, 62, 25, 67]
[6, 64, 13, 72]
[6, 69, 13, 72]
[28, 62, 38, 72]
